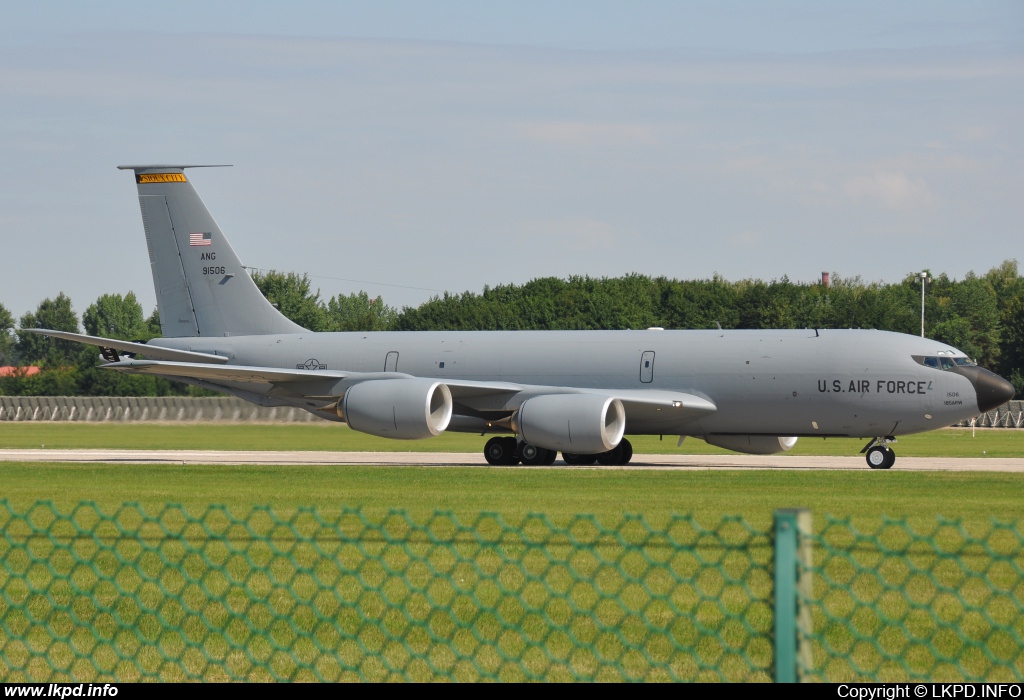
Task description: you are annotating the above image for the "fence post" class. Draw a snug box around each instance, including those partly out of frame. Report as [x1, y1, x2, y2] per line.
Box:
[773, 508, 812, 682]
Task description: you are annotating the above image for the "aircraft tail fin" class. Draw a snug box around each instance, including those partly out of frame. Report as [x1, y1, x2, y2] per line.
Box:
[118, 165, 305, 338]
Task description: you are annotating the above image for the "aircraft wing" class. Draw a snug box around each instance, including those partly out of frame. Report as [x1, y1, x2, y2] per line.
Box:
[103, 358, 386, 385]
[576, 388, 716, 424]
[24, 329, 230, 364]
[102, 359, 525, 395]
[435, 381, 716, 423]
[101, 359, 715, 422]
[439, 381, 715, 419]
[591, 388, 715, 411]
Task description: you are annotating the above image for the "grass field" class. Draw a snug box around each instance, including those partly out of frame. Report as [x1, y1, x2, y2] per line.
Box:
[0, 423, 1021, 681]
[2, 462, 1022, 525]
[1, 422, 1022, 457]
[0, 465, 1019, 682]
[0, 422, 1020, 526]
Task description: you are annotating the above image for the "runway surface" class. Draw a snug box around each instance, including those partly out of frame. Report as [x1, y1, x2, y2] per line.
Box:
[1, 449, 1023, 472]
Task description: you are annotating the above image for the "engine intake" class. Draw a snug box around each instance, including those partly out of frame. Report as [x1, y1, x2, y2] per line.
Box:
[341, 378, 452, 440]
[515, 394, 625, 454]
[703, 434, 798, 455]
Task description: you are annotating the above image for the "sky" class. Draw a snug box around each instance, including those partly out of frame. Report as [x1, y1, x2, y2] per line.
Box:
[1, 1, 1022, 322]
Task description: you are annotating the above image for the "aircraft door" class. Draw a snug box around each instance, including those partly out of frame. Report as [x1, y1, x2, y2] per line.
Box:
[640, 351, 655, 383]
[384, 351, 399, 372]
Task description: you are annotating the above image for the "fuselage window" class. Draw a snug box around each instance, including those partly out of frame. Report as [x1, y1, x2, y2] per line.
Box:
[914, 354, 976, 370]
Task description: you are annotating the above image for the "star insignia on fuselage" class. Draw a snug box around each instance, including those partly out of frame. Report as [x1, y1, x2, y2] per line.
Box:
[297, 358, 327, 370]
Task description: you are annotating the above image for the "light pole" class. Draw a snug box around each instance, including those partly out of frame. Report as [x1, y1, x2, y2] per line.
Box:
[917, 271, 930, 337]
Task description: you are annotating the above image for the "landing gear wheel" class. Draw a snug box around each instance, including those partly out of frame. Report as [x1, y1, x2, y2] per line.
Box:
[562, 452, 597, 465]
[597, 444, 624, 465]
[619, 438, 633, 465]
[519, 442, 540, 463]
[519, 442, 553, 466]
[866, 445, 895, 470]
[595, 438, 634, 466]
[485, 437, 520, 466]
[501, 437, 519, 465]
[543, 448, 557, 465]
[484, 437, 507, 465]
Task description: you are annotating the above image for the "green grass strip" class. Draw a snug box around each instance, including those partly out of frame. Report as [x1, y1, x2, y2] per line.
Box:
[1, 423, 1022, 457]
[0, 462, 1019, 529]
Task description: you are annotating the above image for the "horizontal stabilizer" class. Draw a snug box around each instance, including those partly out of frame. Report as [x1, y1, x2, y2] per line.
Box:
[116, 164, 231, 171]
[24, 329, 230, 364]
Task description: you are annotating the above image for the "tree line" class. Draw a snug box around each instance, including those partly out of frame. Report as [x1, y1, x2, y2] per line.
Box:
[2, 262, 1023, 397]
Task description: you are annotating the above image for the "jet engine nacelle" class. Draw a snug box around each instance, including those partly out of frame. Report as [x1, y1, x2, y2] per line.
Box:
[703, 434, 798, 455]
[516, 394, 625, 454]
[341, 378, 453, 440]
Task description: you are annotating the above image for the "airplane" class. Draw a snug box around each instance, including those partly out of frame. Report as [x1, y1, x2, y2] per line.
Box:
[29, 165, 1015, 470]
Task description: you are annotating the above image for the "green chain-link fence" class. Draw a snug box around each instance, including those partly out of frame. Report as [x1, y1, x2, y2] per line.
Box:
[0, 501, 1020, 682]
[802, 515, 1024, 682]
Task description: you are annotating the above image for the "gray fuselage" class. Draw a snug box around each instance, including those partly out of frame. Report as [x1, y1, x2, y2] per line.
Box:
[152, 327, 984, 439]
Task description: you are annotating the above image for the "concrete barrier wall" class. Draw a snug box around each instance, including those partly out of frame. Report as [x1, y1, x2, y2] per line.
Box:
[0, 396, 321, 422]
[0, 395, 1019, 426]
[953, 400, 1024, 428]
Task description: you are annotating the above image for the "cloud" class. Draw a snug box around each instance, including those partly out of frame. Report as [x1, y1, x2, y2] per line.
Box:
[841, 171, 933, 209]
[0, 31, 1018, 318]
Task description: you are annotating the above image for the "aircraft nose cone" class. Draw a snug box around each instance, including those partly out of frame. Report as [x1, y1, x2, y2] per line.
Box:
[959, 366, 1016, 413]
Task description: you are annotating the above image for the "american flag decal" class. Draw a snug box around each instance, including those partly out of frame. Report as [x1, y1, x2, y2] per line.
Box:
[190, 232, 212, 246]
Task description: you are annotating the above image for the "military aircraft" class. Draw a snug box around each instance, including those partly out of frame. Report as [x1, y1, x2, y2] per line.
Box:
[30, 165, 1015, 469]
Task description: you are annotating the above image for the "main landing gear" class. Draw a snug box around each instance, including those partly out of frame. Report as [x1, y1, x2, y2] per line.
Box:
[484, 437, 521, 466]
[484, 436, 557, 466]
[484, 437, 633, 466]
[862, 437, 897, 470]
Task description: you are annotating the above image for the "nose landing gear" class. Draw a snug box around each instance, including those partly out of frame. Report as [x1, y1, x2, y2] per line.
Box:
[862, 437, 897, 469]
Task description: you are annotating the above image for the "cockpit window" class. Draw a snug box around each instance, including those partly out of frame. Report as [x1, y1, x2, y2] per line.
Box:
[912, 354, 977, 370]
